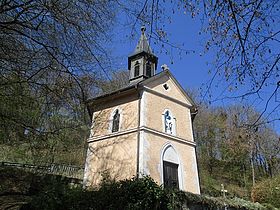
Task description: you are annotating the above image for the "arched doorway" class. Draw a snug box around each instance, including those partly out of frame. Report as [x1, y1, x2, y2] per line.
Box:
[161, 144, 182, 189]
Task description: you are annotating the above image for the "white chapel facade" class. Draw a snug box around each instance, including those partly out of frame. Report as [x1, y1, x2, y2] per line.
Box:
[83, 27, 200, 194]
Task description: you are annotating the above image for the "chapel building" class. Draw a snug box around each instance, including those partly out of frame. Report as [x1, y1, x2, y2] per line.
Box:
[83, 27, 200, 194]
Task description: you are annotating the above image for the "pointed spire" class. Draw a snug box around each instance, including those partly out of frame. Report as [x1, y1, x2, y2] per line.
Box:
[133, 26, 153, 55]
[128, 26, 158, 83]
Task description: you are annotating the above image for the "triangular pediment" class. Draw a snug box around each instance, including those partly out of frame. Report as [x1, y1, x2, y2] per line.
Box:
[140, 70, 196, 107]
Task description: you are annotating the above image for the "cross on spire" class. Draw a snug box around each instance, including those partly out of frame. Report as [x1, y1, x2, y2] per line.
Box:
[141, 25, 146, 33]
[133, 26, 153, 55]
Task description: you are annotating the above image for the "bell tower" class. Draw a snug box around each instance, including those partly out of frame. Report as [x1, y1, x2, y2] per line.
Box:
[128, 26, 158, 84]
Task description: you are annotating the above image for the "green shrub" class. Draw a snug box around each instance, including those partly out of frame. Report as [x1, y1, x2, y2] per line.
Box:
[251, 175, 280, 208]
[26, 175, 270, 210]
[28, 176, 185, 210]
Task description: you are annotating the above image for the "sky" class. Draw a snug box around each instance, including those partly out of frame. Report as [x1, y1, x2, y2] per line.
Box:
[111, 9, 210, 93]
[107, 4, 280, 134]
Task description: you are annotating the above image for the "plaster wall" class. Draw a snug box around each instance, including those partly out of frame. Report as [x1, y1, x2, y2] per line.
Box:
[146, 74, 192, 106]
[84, 132, 138, 187]
[84, 93, 139, 187]
[143, 132, 200, 194]
[91, 94, 139, 137]
[145, 91, 193, 141]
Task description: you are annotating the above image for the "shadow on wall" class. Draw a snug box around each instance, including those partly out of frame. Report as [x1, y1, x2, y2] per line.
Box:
[84, 101, 139, 187]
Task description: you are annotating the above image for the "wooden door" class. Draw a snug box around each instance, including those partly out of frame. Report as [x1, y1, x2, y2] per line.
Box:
[163, 161, 179, 189]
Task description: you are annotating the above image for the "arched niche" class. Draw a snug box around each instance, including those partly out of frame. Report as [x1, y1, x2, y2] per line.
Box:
[108, 107, 122, 133]
[160, 143, 183, 190]
[162, 109, 176, 135]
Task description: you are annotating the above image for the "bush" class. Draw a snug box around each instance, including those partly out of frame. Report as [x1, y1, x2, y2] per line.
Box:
[26, 175, 270, 210]
[251, 175, 280, 208]
[2, 167, 270, 210]
[27, 176, 185, 210]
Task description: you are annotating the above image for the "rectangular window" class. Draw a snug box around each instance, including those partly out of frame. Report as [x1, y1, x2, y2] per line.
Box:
[163, 161, 179, 189]
[146, 63, 151, 77]
[112, 110, 120, 132]
[134, 65, 139, 77]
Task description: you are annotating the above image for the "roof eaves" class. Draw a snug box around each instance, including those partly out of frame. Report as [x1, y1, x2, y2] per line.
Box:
[86, 84, 138, 105]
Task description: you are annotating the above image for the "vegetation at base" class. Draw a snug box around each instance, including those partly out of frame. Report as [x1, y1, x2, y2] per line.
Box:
[1, 167, 277, 210]
[26, 176, 272, 210]
[26, 176, 178, 210]
[251, 175, 280, 208]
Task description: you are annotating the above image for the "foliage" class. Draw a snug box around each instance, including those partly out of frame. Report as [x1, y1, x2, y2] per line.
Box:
[28, 176, 181, 210]
[24, 174, 268, 210]
[251, 175, 280, 208]
[0, 166, 33, 195]
[193, 101, 280, 200]
[200, 0, 280, 107]
[95, 70, 129, 94]
[196, 0, 280, 125]
[1, 167, 272, 210]
[0, 0, 118, 164]
[26, 175, 271, 210]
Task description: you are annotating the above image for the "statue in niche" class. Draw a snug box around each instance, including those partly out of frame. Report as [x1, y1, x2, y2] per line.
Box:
[164, 110, 173, 134]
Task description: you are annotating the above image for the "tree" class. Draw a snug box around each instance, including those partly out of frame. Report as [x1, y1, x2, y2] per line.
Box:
[199, 0, 280, 126]
[193, 100, 280, 197]
[0, 0, 117, 163]
[96, 70, 129, 94]
[116, 0, 280, 126]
